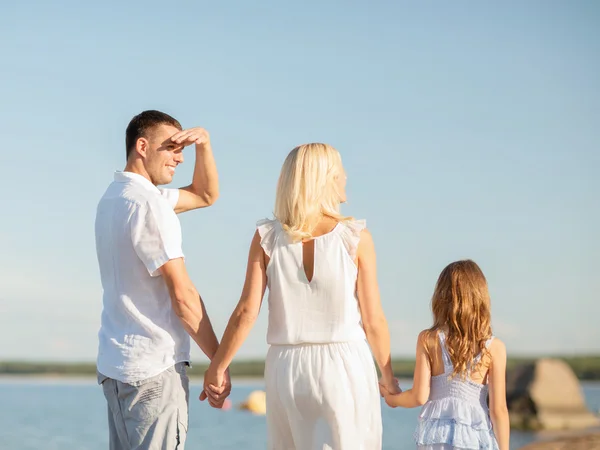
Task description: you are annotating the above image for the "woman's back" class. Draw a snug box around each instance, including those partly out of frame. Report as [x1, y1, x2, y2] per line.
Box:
[260, 216, 385, 449]
[257, 217, 367, 345]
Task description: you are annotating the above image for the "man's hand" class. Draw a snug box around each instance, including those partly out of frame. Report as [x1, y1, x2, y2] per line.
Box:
[171, 127, 210, 148]
[200, 364, 232, 408]
[170, 126, 219, 213]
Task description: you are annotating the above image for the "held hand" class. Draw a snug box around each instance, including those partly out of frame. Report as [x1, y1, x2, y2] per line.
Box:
[378, 376, 401, 397]
[201, 364, 231, 409]
[383, 391, 399, 408]
[170, 127, 210, 148]
[379, 376, 401, 408]
[219, 369, 232, 403]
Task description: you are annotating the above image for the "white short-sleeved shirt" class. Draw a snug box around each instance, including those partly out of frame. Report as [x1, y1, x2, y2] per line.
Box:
[95, 171, 190, 383]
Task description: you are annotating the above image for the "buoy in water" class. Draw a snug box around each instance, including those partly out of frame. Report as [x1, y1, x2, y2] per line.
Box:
[221, 398, 232, 411]
[238, 390, 267, 415]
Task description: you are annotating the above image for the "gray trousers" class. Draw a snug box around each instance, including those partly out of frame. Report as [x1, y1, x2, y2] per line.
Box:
[99, 363, 190, 450]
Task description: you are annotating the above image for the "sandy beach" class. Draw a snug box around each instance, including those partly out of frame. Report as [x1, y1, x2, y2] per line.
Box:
[521, 429, 600, 449]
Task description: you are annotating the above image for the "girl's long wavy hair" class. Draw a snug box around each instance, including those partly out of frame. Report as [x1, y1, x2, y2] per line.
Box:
[429, 260, 493, 378]
[274, 143, 351, 242]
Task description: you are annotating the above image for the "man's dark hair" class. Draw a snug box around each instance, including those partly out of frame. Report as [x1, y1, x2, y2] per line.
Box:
[125, 110, 182, 160]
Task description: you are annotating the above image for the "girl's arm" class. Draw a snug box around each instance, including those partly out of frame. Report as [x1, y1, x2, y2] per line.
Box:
[202, 231, 267, 393]
[489, 339, 510, 450]
[384, 331, 431, 408]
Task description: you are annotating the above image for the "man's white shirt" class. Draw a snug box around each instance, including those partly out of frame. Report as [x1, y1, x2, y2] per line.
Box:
[95, 171, 190, 383]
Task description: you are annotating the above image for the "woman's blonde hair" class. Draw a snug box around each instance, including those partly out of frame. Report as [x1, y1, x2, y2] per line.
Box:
[274, 143, 350, 242]
[430, 260, 493, 378]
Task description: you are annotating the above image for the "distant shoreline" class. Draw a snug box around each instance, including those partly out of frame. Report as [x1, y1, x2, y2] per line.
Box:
[1, 355, 600, 380]
[1, 374, 598, 386]
[0, 374, 266, 385]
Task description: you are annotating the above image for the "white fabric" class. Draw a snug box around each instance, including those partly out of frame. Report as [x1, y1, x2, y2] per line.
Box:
[258, 218, 381, 448]
[257, 219, 367, 345]
[95, 171, 190, 383]
[265, 340, 382, 450]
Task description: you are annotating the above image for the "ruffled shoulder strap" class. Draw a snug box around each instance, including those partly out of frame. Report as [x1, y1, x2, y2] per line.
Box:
[256, 219, 281, 258]
[472, 335, 495, 366]
[339, 219, 367, 261]
[437, 330, 454, 370]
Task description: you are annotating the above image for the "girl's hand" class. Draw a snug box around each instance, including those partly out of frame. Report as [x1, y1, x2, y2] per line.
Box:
[383, 391, 399, 408]
[379, 376, 401, 397]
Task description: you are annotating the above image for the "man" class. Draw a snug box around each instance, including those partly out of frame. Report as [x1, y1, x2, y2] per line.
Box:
[95, 110, 230, 449]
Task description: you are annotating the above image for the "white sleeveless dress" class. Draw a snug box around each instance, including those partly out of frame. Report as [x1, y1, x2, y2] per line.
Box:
[257, 218, 382, 450]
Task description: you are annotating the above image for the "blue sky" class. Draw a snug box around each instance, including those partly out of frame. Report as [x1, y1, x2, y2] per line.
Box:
[0, 1, 598, 362]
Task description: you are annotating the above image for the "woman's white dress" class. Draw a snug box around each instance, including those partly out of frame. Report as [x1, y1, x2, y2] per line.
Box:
[257, 219, 382, 450]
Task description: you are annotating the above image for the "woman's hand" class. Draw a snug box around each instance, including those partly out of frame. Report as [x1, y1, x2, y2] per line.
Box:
[379, 377, 403, 408]
[201, 364, 231, 408]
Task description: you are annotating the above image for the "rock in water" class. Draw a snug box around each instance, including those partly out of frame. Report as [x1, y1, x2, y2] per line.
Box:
[507, 358, 600, 430]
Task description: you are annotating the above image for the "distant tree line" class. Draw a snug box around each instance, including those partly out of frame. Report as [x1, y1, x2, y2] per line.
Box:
[1, 356, 599, 380]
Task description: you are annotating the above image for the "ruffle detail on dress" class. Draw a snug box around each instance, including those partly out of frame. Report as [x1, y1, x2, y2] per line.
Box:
[414, 398, 498, 450]
[414, 418, 499, 449]
[256, 218, 280, 258]
[339, 219, 367, 261]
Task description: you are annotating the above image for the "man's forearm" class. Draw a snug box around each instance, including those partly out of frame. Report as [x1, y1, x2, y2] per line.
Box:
[191, 296, 220, 359]
[173, 287, 220, 359]
[187, 143, 219, 204]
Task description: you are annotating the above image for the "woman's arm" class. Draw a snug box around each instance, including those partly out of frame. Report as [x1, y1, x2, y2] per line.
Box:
[202, 231, 267, 395]
[384, 331, 431, 408]
[356, 229, 396, 391]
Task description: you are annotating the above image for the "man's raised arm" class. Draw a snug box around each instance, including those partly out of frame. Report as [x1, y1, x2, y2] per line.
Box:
[170, 127, 219, 213]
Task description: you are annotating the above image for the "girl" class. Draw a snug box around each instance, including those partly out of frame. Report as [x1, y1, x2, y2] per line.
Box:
[382, 260, 510, 450]
[204, 143, 399, 449]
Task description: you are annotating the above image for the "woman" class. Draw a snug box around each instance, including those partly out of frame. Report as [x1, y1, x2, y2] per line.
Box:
[204, 143, 398, 449]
